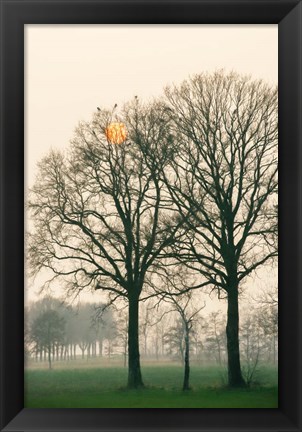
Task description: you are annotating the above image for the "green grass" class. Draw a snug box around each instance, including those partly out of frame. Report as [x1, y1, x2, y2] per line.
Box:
[25, 362, 278, 408]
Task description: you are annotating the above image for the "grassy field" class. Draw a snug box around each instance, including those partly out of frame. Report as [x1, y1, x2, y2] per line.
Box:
[25, 360, 278, 408]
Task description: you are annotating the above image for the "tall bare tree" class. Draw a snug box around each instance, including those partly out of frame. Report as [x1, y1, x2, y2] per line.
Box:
[163, 71, 278, 387]
[28, 100, 182, 388]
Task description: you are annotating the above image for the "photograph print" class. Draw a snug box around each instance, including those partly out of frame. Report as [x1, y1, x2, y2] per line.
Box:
[25, 25, 278, 408]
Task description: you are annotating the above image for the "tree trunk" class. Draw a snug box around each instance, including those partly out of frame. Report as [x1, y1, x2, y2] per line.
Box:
[217, 339, 222, 366]
[60, 345, 64, 361]
[80, 346, 85, 359]
[124, 348, 127, 368]
[98, 340, 103, 356]
[127, 294, 144, 388]
[182, 326, 190, 391]
[48, 345, 52, 370]
[226, 288, 246, 387]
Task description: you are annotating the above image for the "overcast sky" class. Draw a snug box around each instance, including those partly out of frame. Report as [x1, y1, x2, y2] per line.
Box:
[25, 24, 278, 304]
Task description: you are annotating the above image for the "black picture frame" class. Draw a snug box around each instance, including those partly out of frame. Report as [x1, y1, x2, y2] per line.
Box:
[0, 0, 301, 431]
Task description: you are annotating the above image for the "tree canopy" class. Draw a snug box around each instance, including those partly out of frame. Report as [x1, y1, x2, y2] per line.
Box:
[162, 71, 278, 386]
[27, 71, 278, 388]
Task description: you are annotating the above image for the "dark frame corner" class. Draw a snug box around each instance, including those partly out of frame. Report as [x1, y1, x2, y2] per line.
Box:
[1, 1, 301, 431]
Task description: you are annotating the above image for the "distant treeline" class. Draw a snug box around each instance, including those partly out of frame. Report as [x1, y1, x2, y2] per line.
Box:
[25, 292, 277, 382]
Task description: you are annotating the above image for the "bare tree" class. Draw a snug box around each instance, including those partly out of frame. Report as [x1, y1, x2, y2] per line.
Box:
[30, 309, 65, 369]
[148, 305, 171, 360]
[139, 302, 153, 357]
[255, 285, 278, 364]
[240, 311, 262, 386]
[163, 71, 278, 387]
[115, 307, 129, 367]
[163, 317, 186, 362]
[158, 269, 206, 390]
[204, 311, 226, 366]
[27, 100, 183, 388]
[91, 304, 115, 359]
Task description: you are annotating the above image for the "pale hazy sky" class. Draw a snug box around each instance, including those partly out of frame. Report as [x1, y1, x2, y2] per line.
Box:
[25, 25, 278, 304]
[25, 25, 277, 187]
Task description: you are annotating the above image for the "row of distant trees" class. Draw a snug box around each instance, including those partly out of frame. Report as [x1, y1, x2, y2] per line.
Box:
[26, 288, 277, 385]
[25, 298, 114, 369]
[28, 70, 278, 389]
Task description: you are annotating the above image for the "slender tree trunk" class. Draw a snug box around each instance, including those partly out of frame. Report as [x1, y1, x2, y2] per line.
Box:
[161, 332, 165, 357]
[217, 340, 222, 366]
[80, 346, 85, 359]
[182, 326, 190, 391]
[60, 345, 64, 361]
[124, 347, 127, 368]
[48, 345, 52, 370]
[127, 294, 144, 388]
[226, 287, 246, 387]
[98, 339, 103, 356]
